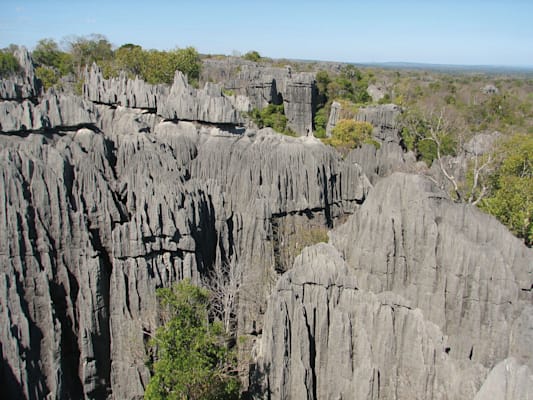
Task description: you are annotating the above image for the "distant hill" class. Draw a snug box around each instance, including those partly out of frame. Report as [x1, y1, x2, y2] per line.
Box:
[353, 61, 533, 75]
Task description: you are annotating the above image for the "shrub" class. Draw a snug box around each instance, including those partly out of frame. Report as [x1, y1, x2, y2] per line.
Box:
[313, 107, 328, 138]
[142, 47, 201, 86]
[0, 50, 20, 77]
[480, 133, 533, 245]
[144, 280, 239, 400]
[249, 104, 295, 136]
[322, 119, 375, 152]
[243, 50, 261, 62]
[35, 66, 59, 91]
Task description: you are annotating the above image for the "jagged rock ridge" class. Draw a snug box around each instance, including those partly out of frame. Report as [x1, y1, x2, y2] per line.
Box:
[254, 173, 532, 399]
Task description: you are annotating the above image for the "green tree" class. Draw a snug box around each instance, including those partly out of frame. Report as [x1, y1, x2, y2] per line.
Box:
[243, 50, 261, 62]
[400, 108, 457, 164]
[313, 107, 328, 138]
[249, 104, 294, 135]
[142, 47, 201, 86]
[323, 119, 376, 153]
[35, 66, 59, 90]
[144, 280, 239, 400]
[33, 38, 74, 90]
[114, 43, 146, 78]
[33, 39, 67, 71]
[170, 47, 201, 86]
[0, 50, 20, 77]
[480, 134, 533, 245]
[66, 34, 113, 74]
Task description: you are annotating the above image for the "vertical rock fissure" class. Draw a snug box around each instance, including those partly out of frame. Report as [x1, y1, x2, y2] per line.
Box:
[86, 227, 112, 398]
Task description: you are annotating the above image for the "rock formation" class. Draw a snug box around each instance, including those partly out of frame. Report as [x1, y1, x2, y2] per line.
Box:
[0, 90, 97, 132]
[0, 47, 40, 101]
[1, 53, 531, 400]
[221, 64, 317, 135]
[83, 64, 162, 109]
[254, 173, 532, 399]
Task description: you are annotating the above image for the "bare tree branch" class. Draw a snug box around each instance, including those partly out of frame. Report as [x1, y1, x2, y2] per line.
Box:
[202, 260, 242, 336]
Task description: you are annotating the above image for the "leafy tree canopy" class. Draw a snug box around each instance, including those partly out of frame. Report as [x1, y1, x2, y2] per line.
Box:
[144, 280, 239, 400]
[249, 104, 295, 136]
[323, 119, 377, 153]
[480, 133, 533, 246]
[0, 50, 20, 77]
[243, 50, 261, 62]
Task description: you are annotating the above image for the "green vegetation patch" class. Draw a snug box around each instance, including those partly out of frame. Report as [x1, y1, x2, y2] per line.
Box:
[249, 104, 296, 136]
[479, 133, 533, 246]
[0, 50, 21, 77]
[144, 280, 239, 400]
[322, 119, 377, 154]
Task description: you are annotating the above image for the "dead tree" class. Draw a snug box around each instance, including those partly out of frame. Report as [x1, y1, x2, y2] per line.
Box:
[403, 107, 493, 204]
[202, 260, 242, 336]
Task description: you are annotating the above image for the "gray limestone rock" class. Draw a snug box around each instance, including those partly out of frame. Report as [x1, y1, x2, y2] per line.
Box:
[355, 104, 402, 143]
[158, 71, 242, 124]
[254, 243, 487, 400]
[191, 128, 370, 216]
[326, 102, 402, 143]
[367, 84, 386, 102]
[330, 173, 533, 370]
[222, 65, 317, 136]
[346, 141, 409, 183]
[282, 73, 315, 136]
[84, 64, 162, 109]
[474, 358, 533, 400]
[325, 100, 341, 137]
[0, 91, 96, 132]
[0, 47, 39, 100]
[1, 58, 531, 400]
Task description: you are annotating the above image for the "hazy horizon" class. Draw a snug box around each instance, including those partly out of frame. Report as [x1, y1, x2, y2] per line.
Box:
[1, 0, 532, 68]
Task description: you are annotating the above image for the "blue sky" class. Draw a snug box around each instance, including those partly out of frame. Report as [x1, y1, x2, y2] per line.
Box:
[1, 0, 532, 66]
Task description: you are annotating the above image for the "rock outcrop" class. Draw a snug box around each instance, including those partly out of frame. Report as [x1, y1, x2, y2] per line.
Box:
[254, 173, 532, 399]
[0, 47, 39, 100]
[0, 91, 97, 132]
[222, 64, 317, 135]
[473, 358, 533, 400]
[331, 173, 532, 368]
[83, 65, 242, 125]
[83, 64, 162, 109]
[367, 83, 386, 102]
[327, 103, 402, 144]
[0, 97, 371, 398]
[157, 71, 242, 124]
[254, 243, 486, 399]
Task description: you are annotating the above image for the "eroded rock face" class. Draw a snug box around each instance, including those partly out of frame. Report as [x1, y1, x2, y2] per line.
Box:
[0, 91, 97, 132]
[331, 173, 532, 368]
[355, 104, 402, 143]
[473, 358, 533, 400]
[327, 103, 402, 143]
[222, 65, 317, 136]
[158, 71, 242, 124]
[83, 65, 241, 124]
[254, 173, 532, 399]
[84, 64, 162, 109]
[254, 243, 486, 400]
[1, 95, 371, 398]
